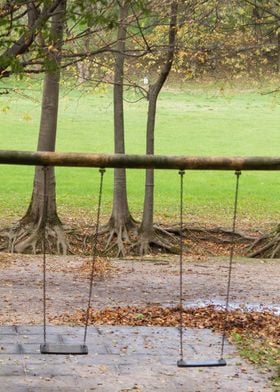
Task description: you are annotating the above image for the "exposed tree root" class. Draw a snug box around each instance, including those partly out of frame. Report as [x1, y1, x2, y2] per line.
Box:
[132, 225, 179, 256]
[0, 236, 8, 252]
[247, 225, 280, 258]
[154, 225, 178, 240]
[68, 221, 179, 257]
[1, 218, 68, 255]
[65, 222, 256, 257]
[152, 224, 256, 252]
[98, 219, 139, 258]
[132, 234, 178, 256]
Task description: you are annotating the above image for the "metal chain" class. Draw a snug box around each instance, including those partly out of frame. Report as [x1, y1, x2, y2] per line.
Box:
[220, 170, 241, 359]
[83, 168, 105, 345]
[42, 166, 48, 344]
[178, 169, 185, 361]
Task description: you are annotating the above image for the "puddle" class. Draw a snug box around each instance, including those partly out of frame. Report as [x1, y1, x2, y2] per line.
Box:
[183, 300, 280, 315]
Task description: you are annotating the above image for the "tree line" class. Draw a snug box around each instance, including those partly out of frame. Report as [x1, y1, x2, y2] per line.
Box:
[1, 0, 279, 256]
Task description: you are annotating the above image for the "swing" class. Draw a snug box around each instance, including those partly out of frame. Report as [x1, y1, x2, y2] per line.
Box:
[40, 167, 105, 355]
[177, 169, 241, 368]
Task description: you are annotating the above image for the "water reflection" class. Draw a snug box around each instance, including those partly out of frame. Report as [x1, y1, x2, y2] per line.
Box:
[183, 300, 280, 315]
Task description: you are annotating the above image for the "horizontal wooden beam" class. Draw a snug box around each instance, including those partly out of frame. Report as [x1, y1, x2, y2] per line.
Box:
[0, 150, 280, 170]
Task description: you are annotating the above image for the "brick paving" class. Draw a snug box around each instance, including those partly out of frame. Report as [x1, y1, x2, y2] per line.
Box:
[0, 325, 272, 392]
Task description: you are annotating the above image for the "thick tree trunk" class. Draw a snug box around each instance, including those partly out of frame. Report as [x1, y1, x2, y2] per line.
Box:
[8, 0, 67, 254]
[105, 1, 137, 257]
[139, 2, 178, 255]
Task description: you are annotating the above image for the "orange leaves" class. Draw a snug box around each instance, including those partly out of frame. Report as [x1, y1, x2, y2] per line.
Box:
[78, 256, 113, 278]
[51, 305, 280, 344]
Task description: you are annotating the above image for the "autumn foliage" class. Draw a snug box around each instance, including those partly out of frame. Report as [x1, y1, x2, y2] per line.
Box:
[51, 305, 280, 345]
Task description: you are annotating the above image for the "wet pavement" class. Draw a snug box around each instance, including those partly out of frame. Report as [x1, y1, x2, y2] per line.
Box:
[1, 255, 279, 326]
[0, 325, 272, 391]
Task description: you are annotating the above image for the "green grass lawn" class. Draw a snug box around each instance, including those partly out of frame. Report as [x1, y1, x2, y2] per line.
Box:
[0, 77, 279, 227]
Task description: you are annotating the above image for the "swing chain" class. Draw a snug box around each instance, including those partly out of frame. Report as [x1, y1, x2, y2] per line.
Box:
[178, 169, 185, 361]
[220, 170, 241, 359]
[83, 168, 106, 345]
[42, 166, 48, 345]
[177, 170, 241, 367]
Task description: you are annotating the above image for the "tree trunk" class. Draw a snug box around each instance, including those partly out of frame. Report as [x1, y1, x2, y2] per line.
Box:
[139, 91, 156, 252]
[9, 0, 67, 254]
[105, 1, 137, 257]
[277, 25, 280, 73]
[139, 2, 178, 255]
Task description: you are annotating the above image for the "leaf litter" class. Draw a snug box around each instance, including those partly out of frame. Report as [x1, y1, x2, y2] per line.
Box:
[50, 304, 280, 345]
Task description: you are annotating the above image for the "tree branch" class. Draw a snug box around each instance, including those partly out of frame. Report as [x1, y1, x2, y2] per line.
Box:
[0, 0, 63, 75]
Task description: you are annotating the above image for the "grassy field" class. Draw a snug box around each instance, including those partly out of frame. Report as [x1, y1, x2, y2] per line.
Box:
[0, 77, 279, 227]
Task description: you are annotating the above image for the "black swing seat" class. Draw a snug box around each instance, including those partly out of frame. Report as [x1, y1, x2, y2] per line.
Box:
[40, 343, 88, 355]
[177, 358, 226, 368]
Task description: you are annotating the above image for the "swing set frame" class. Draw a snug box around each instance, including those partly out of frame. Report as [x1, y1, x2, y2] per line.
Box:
[0, 150, 280, 170]
[0, 150, 279, 365]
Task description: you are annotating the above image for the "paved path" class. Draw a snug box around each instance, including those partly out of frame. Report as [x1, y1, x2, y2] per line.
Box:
[0, 325, 272, 392]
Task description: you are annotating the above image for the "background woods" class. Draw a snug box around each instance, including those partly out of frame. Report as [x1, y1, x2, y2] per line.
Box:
[0, 0, 279, 256]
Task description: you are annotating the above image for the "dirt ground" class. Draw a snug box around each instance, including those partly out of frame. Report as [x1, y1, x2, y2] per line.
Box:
[0, 253, 279, 325]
